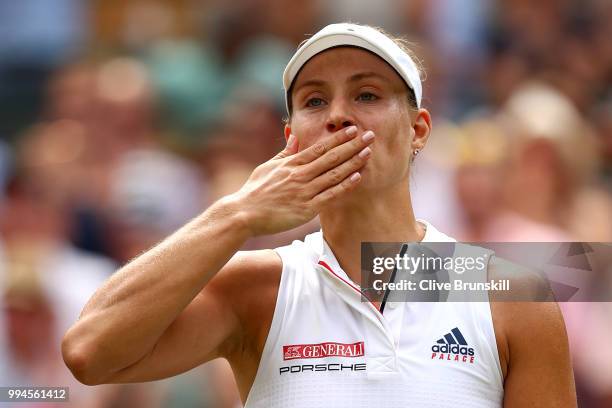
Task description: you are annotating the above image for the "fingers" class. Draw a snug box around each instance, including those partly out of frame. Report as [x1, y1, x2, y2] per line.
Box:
[307, 143, 371, 195]
[311, 171, 362, 209]
[272, 133, 299, 160]
[289, 126, 359, 165]
[299, 129, 375, 180]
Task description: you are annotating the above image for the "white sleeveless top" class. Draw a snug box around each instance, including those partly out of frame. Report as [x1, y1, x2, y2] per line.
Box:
[244, 220, 504, 407]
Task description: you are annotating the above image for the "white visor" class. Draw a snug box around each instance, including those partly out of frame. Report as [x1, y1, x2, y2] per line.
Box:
[283, 23, 422, 113]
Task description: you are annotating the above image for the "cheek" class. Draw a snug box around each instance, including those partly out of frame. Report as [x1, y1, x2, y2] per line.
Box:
[369, 122, 414, 176]
[289, 114, 326, 150]
[297, 133, 320, 151]
[375, 117, 411, 156]
[371, 98, 412, 141]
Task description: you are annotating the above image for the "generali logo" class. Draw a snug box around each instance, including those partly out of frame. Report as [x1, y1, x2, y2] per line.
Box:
[282, 341, 365, 360]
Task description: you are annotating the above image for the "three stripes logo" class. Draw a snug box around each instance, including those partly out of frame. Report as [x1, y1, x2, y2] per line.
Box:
[431, 327, 475, 364]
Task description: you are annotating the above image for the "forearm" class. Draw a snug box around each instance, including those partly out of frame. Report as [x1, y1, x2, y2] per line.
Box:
[62, 195, 250, 377]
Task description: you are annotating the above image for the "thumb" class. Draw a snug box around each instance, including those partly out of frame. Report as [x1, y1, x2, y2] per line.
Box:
[273, 134, 298, 160]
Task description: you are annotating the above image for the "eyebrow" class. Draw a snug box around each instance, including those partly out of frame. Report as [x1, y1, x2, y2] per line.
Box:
[348, 71, 389, 83]
[293, 71, 389, 95]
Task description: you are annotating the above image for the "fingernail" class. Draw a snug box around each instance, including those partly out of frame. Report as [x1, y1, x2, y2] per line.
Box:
[362, 131, 375, 142]
[346, 126, 358, 136]
[287, 134, 296, 147]
[359, 146, 371, 159]
[350, 172, 361, 183]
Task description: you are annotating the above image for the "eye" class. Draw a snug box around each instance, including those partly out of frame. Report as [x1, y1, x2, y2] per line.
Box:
[357, 92, 378, 101]
[306, 97, 326, 107]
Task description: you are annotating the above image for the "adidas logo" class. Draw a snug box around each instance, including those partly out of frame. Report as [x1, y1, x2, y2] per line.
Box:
[431, 327, 475, 364]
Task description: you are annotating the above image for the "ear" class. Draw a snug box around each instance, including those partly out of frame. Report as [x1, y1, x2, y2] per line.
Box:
[411, 108, 432, 152]
[284, 124, 291, 142]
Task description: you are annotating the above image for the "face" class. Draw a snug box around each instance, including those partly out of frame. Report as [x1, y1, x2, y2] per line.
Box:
[286, 47, 431, 190]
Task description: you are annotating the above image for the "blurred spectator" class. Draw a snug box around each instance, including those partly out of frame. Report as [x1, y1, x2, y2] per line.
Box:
[452, 118, 509, 241]
[498, 81, 610, 241]
[3, 260, 58, 386]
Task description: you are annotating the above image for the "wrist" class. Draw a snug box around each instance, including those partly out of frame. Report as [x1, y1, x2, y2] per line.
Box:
[213, 192, 257, 239]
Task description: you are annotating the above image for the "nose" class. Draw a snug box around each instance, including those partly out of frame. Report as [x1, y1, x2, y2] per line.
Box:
[325, 99, 356, 133]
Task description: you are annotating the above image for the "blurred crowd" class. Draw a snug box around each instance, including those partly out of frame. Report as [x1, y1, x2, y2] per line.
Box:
[0, 0, 610, 407]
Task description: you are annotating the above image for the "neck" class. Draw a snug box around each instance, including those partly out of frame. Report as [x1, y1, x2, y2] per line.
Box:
[319, 183, 425, 286]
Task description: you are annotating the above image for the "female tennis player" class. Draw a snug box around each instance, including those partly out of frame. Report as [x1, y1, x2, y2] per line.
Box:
[62, 23, 576, 407]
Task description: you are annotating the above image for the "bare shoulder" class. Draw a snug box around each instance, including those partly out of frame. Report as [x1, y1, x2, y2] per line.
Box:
[488, 256, 576, 407]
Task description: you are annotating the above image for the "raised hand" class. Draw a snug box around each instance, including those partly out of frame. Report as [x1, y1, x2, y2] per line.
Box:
[231, 126, 375, 236]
